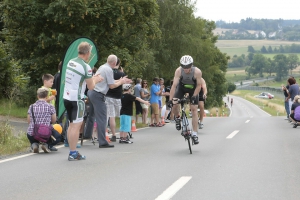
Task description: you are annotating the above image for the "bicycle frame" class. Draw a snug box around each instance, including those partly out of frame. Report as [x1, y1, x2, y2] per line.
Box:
[176, 98, 193, 154]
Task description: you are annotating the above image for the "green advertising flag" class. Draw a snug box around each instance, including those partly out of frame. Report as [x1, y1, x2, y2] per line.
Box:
[58, 37, 98, 120]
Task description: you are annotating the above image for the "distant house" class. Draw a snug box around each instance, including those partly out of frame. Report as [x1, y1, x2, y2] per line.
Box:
[232, 30, 238, 35]
[269, 31, 277, 38]
[254, 31, 266, 38]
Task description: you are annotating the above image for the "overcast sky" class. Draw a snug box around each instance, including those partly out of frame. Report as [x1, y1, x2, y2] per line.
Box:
[194, 0, 299, 22]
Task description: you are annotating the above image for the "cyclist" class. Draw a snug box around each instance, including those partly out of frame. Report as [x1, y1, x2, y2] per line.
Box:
[169, 55, 202, 145]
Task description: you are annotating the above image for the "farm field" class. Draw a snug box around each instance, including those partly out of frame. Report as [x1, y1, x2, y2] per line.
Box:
[215, 39, 300, 58]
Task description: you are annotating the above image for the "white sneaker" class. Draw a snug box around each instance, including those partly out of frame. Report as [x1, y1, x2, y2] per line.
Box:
[199, 123, 204, 129]
[165, 119, 170, 123]
[198, 120, 204, 129]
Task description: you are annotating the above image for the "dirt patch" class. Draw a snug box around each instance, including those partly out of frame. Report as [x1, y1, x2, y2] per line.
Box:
[0, 115, 27, 123]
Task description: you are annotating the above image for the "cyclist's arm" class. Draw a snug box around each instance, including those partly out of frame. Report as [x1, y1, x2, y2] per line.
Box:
[169, 67, 181, 100]
[193, 68, 202, 96]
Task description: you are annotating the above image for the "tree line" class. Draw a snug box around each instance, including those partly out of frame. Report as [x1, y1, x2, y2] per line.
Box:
[248, 44, 300, 54]
[0, 0, 229, 108]
[229, 52, 299, 81]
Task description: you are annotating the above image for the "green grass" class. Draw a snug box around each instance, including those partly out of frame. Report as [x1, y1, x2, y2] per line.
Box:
[216, 40, 300, 57]
[0, 121, 29, 156]
[0, 99, 28, 118]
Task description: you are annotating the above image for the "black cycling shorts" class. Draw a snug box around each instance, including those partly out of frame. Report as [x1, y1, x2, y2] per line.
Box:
[64, 99, 85, 123]
[174, 84, 199, 105]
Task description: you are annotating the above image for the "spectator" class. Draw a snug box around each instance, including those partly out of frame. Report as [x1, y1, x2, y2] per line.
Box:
[290, 95, 300, 128]
[84, 55, 131, 148]
[140, 80, 150, 124]
[133, 78, 143, 123]
[52, 61, 62, 113]
[119, 84, 150, 143]
[41, 74, 56, 107]
[158, 78, 167, 123]
[287, 77, 300, 115]
[105, 58, 125, 142]
[149, 77, 163, 127]
[63, 42, 103, 161]
[282, 82, 290, 120]
[164, 80, 172, 123]
[27, 88, 61, 153]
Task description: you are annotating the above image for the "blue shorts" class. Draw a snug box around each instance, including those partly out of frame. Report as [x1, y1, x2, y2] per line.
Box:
[120, 115, 131, 132]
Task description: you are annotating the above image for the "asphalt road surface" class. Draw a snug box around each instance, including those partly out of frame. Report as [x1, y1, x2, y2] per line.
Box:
[1, 95, 300, 200]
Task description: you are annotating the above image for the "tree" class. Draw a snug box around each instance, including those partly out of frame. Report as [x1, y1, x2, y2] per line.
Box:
[248, 45, 255, 53]
[279, 45, 285, 53]
[247, 52, 254, 65]
[273, 54, 288, 81]
[0, 0, 161, 85]
[0, 42, 13, 96]
[250, 54, 268, 77]
[154, 0, 229, 108]
[261, 46, 267, 53]
[287, 54, 299, 74]
[268, 46, 273, 53]
[263, 58, 273, 76]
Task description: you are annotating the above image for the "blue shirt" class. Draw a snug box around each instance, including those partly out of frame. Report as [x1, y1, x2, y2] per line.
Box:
[150, 83, 160, 104]
[133, 83, 141, 98]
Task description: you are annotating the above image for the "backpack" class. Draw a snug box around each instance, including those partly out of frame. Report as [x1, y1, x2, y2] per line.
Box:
[294, 106, 300, 121]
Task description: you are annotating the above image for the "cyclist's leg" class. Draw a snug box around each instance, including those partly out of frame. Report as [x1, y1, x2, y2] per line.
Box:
[190, 99, 199, 133]
[173, 86, 185, 130]
[198, 92, 205, 128]
[198, 101, 205, 128]
[189, 93, 199, 144]
[173, 86, 185, 117]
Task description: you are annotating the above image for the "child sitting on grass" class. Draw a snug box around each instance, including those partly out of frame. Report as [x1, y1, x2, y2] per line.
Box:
[120, 84, 150, 144]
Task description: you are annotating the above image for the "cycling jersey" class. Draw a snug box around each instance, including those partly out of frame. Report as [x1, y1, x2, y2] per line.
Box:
[63, 57, 92, 101]
[179, 66, 196, 88]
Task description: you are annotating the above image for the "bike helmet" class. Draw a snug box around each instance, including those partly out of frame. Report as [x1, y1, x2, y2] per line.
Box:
[123, 84, 132, 91]
[180, 55, 193, 69]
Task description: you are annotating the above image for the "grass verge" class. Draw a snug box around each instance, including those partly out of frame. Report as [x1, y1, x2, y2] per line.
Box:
[0, 99, 28, 118]
[0, 121, 29, 157]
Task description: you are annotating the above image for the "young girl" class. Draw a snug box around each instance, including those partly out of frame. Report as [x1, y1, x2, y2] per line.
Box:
[120, 84, 150, 143]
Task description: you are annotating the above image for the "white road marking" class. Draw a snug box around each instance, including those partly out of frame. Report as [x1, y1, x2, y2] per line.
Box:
[226, 130, 239, 139]
[155, 176, 192, 200]
[0, 127, 150, 164]
[245, 120, 250, 123]
[0, 154, 34, 164]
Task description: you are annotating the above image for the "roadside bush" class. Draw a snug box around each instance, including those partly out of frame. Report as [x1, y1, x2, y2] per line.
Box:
[0, 42, 14, 97]
[227, 82, 236, 93]
[15, 84, 38, 107]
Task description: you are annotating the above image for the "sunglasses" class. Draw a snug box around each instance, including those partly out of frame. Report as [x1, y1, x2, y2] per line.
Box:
[143, 82, 148, 84]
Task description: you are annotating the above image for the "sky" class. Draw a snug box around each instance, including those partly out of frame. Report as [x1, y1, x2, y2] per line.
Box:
[194, 0, 299, 23]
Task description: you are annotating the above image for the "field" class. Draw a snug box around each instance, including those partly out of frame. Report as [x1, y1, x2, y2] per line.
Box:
[215, 38, 300, 58]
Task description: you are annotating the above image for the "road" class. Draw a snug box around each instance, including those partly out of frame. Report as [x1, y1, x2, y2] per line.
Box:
[1, 95, 300, 200]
